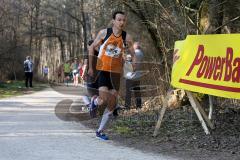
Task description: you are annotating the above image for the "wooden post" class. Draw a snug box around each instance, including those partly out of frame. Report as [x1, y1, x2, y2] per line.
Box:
[186, 91, 210, 134]
[153, 91, 214, 137]
[187, 92, 214, 129]
[208, 95, 213, 120]
[153, 95, 167, 137]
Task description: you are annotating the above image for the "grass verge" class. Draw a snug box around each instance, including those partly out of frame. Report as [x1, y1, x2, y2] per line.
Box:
[0, 80, 48, 99]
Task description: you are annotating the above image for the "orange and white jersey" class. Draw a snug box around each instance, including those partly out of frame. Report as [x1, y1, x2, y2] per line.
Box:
[96, 32, 126, 73]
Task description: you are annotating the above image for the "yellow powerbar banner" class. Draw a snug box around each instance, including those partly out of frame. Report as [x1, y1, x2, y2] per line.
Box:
[171, 34, 240, 99]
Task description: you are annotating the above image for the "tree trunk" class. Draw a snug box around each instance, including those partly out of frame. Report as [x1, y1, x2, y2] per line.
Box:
[199, 0, 223, 34]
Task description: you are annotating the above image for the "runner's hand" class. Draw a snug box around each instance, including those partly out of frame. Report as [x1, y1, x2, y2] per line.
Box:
[88, 68, 94, 77]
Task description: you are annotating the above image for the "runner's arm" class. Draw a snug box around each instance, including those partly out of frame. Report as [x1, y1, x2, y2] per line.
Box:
[88, 29, 107, 76]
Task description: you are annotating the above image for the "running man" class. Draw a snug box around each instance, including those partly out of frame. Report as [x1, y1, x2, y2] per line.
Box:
[88, 11, 136, 140]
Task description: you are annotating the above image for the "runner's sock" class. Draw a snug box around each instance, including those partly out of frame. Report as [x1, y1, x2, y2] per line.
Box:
[97, 108, 113, 132]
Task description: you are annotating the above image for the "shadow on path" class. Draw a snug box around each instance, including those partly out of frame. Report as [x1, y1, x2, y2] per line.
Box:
[50, 84, 88, 96]
[54, 99, 91, 122]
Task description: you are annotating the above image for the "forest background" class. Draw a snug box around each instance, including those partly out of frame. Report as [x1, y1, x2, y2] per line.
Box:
[0, 0, 240, 105]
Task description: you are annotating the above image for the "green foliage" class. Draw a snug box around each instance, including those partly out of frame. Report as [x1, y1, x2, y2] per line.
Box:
[114, 126, 133, 135]
[0, 81, 47, 99]
[112, 114, 157, 136]
[113, 119, 134, 135]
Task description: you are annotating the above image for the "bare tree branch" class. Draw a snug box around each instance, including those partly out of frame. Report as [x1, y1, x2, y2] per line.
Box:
[214, 16, 240, 32]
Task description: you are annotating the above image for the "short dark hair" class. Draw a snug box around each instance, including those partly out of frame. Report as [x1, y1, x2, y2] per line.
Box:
[112, 11, 125, 19]
[88, 40, 94, 46]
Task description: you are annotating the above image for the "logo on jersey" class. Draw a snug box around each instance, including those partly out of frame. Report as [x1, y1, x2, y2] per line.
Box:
[105, 44, 121, 58]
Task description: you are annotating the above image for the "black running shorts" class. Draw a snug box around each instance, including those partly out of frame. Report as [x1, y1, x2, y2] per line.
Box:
[97, 71, 120, 91]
